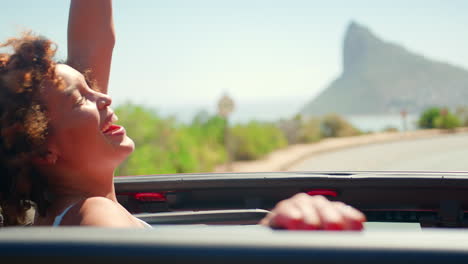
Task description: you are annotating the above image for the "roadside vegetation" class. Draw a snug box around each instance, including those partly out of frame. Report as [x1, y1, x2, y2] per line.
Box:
[418, 107, 462, 130]
[115, 103, 468, 175]
[114, 103, 362, 175]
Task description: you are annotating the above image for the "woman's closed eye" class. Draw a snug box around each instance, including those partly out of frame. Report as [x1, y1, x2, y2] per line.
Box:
[74, 95, 88, 107]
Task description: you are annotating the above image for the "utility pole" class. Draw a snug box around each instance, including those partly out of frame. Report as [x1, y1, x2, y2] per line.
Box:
[218, 93, 235, 171]
[400, 109, 408, 132]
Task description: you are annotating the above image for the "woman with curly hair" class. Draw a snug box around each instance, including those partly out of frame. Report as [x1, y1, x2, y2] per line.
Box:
[0, 0, 365, 229]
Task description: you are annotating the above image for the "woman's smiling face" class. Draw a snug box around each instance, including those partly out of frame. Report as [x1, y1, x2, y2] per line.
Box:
[42, 64, 134, 175]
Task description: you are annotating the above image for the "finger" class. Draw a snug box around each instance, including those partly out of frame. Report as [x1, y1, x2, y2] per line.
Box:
[259, 213, 273, 227]
[334, 202, 366, 230]
[263, 200, 304, 230]
[273, 205, 304, 230]
[312, 197, 345, 230]
[293, 196, 321, 230]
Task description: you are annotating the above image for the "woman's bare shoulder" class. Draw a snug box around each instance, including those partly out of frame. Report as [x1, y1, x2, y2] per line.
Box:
[62, 197, 141, 227]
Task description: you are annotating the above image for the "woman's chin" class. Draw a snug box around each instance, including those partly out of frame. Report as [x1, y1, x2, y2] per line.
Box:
[120, 136, 135, 153]
[109, 136, 135, 162]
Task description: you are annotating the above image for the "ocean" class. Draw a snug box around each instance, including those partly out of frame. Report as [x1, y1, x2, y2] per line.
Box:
[159, 102, 419, 133]
[345, 114, 419, 132]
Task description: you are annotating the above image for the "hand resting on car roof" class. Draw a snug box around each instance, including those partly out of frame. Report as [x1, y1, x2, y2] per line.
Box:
[260, 194, 366, 231]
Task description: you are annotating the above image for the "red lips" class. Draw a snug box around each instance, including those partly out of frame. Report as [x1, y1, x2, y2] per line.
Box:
[100, 113, 117, 133]
[103, 124, 120, 134]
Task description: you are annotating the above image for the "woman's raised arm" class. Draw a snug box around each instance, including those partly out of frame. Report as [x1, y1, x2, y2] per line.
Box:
[67, 0, 115, 94]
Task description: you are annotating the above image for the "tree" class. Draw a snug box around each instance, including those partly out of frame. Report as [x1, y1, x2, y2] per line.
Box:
[321, 114, 360, 138]
[418, 107, 461, 130]
[434, 109, 461, 130]
[418, 107, 441, 129]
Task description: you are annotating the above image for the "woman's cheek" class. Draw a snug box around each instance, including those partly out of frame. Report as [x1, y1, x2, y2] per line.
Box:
[74, 106, 101, 129]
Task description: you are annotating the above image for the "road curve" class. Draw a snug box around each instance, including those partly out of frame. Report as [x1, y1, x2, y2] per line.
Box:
[289, 133, 468, 171]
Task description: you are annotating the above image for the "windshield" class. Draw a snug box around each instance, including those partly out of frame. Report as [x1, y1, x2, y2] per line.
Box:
[1, 1, 467, 174]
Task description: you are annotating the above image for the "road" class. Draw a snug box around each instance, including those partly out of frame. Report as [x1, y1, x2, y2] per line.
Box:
[289, 133, 468, 171]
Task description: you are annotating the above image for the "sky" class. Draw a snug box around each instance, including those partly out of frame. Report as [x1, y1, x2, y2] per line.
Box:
[1, 0, 467, 122]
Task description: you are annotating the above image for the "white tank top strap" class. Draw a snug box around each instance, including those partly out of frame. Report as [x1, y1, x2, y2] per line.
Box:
[135, 217, 153, 229]
[53, 203, 77, 227]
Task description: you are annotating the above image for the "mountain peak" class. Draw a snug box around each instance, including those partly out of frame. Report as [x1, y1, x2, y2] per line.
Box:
[301, 22, 468, 116]
[346, 21, 374, 38]
[343, 21, 381, 72]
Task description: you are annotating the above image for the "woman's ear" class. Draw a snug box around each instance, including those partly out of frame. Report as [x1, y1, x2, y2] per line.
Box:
[33, 150, 58, 165]
[46, 152, 58, 164]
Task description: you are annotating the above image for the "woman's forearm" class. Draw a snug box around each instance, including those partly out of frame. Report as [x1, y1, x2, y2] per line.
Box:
[67, 0, 115, 94]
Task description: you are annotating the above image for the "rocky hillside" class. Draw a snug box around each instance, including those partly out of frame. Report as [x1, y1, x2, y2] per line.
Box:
[302, 22, 468, 115]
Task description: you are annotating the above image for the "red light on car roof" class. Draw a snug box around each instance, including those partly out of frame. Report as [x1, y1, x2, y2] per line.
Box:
[134, 192, 167, 202]
[305, 189, 337, 197]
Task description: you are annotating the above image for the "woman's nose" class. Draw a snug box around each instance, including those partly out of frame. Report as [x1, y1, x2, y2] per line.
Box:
[97, 94, 112, 110]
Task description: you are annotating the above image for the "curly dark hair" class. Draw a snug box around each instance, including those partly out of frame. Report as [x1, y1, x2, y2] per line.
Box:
[0, 32, 59, 226]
